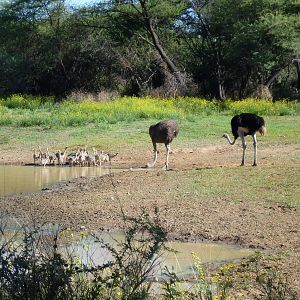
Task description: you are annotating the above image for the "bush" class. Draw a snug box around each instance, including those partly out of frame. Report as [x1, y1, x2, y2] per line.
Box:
[2, 95, 55, 110]
[224, 98, 297, 116]
[0, 209, 168, 300]
[0, 106, 12, 126]
[0, 96, 298, 128]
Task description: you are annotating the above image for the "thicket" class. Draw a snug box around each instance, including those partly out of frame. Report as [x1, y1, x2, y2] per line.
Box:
[0, 0, 299, 100]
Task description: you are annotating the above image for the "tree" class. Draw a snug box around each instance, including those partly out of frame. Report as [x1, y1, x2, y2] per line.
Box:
[180, 0, 300, 99]
[0, 0, 299, 99]
[103, 0, 189, 95]
[0, 0, 71, 96]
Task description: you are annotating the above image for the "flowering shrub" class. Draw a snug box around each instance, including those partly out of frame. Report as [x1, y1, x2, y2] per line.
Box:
[0, 95, 298, 127]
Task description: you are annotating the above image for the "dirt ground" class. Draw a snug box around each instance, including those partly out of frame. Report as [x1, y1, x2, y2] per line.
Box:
[1, 142, 300, 295]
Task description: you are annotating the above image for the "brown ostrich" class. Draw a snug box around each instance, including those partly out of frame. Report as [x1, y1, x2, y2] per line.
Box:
[223, 113, 266, 166]
[147, 120, 179, 170]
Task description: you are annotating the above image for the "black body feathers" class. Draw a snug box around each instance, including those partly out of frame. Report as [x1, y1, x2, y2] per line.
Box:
[231, 113, 265, 138]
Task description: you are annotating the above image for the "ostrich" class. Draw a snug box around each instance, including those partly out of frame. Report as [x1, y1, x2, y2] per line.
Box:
[66, 152, 79, 167]
[33, 147, 41, 165]
[46, 148, 56, 165]
[147, 120, 179, 170]
[55, 147, 68, 166]
[222, 113, 266, 166]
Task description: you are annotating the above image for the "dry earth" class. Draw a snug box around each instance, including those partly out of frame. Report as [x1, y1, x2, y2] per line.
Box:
[1, 142, 300, 295]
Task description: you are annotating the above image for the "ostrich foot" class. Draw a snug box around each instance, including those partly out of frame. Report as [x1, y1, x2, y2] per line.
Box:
[146, 163, 155, 168]
[252, 163, 257, 166]
[240, 162, 245, 166]
[162, 164, 168, 171]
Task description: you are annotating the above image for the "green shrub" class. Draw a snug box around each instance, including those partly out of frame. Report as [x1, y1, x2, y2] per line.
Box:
[173, 97, 219, 115]
[2, 94, 55, 110]
[224, 98, 296, 116]
[0, 106, 12, 126]
[0, 96, 298, 128]
[15, 112, 51, 127]
[0, 209, 168, 300]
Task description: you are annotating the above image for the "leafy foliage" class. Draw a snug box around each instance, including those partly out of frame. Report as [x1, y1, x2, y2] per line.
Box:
[0, 0, 299, 99]
[0, 208, 168, 300]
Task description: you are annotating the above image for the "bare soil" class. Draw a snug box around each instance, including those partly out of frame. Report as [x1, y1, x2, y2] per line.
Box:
[1, 142, 300, 295]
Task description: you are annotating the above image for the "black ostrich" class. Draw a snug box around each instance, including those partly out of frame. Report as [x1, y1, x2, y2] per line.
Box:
[147, 120, 179, 170]
[222, 113, 266, 166]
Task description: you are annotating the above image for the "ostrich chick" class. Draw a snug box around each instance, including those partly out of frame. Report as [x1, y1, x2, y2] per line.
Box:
[222, 113, 266, 166]
[147, 120, 179, 170]
[55, 147, 68, 166]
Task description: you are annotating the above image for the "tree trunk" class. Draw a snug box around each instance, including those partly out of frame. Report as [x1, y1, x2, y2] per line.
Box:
[265, 65, 288, 88]
[218, 82, 226, 100]
[139, 1, 184, 86]
[292, 59, 300, 91]
[216, 62, 226, 100]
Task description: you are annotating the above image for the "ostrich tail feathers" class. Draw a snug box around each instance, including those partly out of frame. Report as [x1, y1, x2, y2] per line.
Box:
[259, 126, 266, 136]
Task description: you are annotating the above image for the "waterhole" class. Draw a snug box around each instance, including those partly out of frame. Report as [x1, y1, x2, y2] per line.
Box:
[1, 228, 253, 278]
[67, 233, 253, 278]
[0, 165, 123, 197]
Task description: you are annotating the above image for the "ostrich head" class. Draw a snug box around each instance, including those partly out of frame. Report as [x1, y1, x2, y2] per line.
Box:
[222, 133, 236, 145]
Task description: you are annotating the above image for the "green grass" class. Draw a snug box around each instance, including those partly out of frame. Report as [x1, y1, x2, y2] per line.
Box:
[180, 165, 300, 206]
[0, 115, 299, 153]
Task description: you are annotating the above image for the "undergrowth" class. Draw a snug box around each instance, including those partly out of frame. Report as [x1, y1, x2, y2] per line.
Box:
[0, 95, 298, 128]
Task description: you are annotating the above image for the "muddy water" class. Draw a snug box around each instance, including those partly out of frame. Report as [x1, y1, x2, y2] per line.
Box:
[1, 228, 253, 278]
[0, 165, 120, 197]
[163, 241, 252, 276]
[69, 233, 253, 277]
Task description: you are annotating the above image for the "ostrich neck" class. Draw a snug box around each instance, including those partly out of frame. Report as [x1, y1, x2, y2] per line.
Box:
[224, 133, 236, 145]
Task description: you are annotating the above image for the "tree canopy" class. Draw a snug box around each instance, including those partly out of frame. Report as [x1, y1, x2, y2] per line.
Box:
[0, 0, 299, 99]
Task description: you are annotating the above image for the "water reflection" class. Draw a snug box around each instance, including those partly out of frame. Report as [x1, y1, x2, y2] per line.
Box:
[0, 165, 118, 196]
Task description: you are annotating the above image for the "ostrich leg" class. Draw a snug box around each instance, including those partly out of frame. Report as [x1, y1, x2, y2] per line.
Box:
[238, 132, 246, 166]
[252, 133, 257, 166]
[147, 141, 158, 168]
[163, 143, 171, 170]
